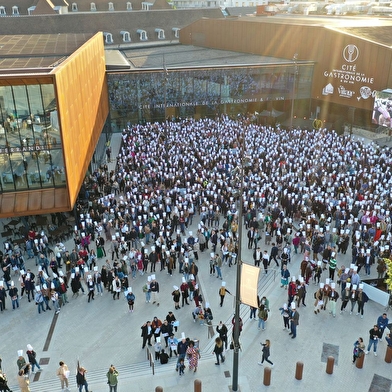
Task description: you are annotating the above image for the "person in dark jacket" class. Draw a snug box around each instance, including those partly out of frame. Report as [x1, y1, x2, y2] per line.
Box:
[365, 325, 382, 356]
[258, 339, 274, 366]
[212, 337, 225, 365]
[76, 366, 90, 392]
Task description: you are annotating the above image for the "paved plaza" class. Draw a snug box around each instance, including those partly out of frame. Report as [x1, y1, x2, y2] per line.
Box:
[0, 133, 391, 392]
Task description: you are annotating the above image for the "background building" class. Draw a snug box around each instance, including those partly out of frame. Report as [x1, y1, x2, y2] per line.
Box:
[0, 32, 108, 217]
[1, 11, 392, 217]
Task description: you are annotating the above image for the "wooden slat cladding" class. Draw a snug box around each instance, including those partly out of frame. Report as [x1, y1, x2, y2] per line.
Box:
[53, 32, 109, 209]
[0, 188, 69, 217]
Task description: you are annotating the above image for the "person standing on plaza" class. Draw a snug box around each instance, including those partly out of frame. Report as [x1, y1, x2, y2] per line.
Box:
[106, 365, 119, 392]
[172, 285, 181, 310]
[17, 350, 26, 370]
[356, 284, 368, 319]
[126, 287, 135, 313]
[261, 251, 269, 275]
[168, 333, 179, 357]
[253, 247, 262, 267]
[56, 361, 70, 391]
[258, 339, 274, 367]
[0, 370, 11, 392]
[76, 366, 90, 392]
[17, 367, 30, 392]
[143, 276, 151, 303]
[340, 282, 351, 314]
[26, 344, 41, 373]
[186, 340, 201, 373]
[257, 304, 268, 331]
[365, 325, 382, 356]
[219, 282, 231, 307]
[214, 253, 223, 280]
[328, 282, 339, 317]
[376, 313, 389, 340]
[87, 275, 95, 303]
[176, 333, 189, 372]
[280, 265, 290, 289]
[9, 281, 19, 310]
[141, 321, 153, 349]
[112, 275, 121, 300]
[106, 146, 111, 163]
[289, 303, 299, 339]
[150, 275, 160, 306]
[216, 321, 228, 350]
[180, 278, 189, 307]
[279, 303, 291, 331]
[297, 277, 307, 307]
[212, 337, 225, 365]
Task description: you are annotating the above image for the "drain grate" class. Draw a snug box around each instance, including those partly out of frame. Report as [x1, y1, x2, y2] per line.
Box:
[40, 357, 50, 365]
[224, 371, 231, 378]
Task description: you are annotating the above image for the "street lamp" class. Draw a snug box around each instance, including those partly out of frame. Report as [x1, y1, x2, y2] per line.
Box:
[289, 53, 298, 129]
[231, 125, 247, 392]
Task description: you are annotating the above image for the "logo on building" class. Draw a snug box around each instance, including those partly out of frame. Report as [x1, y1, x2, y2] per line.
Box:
[322, 83, 334, 95]
[338, 85, 354, 98]
[343, 45, 359, 63]
[359, 86, 372, 100]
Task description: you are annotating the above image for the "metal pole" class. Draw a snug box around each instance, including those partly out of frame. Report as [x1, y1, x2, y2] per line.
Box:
[289, 54, 298, 129]
[232, 124, 245, 392]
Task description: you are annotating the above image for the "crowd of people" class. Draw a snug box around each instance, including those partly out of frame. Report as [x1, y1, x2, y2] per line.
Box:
[1, 115, 392, 387]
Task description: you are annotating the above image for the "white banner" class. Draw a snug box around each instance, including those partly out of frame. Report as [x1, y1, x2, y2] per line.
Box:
[240, 264, 260, 308]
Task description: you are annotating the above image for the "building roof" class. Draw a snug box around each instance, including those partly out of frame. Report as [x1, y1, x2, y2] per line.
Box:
[0, 33, 94, 71]
[31, 0, 57, 15]
[110, 43, 298, 70]
[332, 26, 392, 48]
[0, 0, 170, 14]
[0, 8, 223, 44]
[236, 15, 392, 49]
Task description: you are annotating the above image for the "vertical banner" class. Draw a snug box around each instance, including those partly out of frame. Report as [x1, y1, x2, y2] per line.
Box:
[240, 264, 260, 308]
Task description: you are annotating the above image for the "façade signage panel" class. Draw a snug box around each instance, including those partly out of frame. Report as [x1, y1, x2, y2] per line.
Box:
[321, 44, 377, 106]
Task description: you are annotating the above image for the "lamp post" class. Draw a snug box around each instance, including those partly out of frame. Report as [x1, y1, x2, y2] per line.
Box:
[289, 53, 298, 129]
[231, 124, 246, 392]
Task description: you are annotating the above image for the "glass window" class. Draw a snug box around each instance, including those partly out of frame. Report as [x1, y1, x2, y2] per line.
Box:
[0, 83, 65, 192]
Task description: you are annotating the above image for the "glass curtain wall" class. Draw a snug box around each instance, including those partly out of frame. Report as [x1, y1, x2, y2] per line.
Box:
[107, 64, 314, 126]
[0, 83, 65, 192]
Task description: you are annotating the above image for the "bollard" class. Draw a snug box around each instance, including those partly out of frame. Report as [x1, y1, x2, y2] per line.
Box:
[194, 379, 202, 392]
[295, 361, 304, 380]
[155, 387, 163, 392]
[326, 356, 334, 374]
[385, 346, 392, 363]
[356, 353, 365, 369]
[263, 366, 271, 386]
